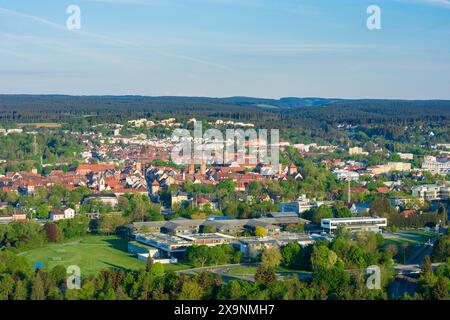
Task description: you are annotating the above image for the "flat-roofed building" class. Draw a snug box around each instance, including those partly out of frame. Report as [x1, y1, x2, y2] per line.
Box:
[129, 216, 308, 237]
[349, 147, 368, 156]
[412, 184, 450, 201]
[134, 232, 235, 258]
[135, 233, 192, 257]
[398, 153, 414, 160]
[280, 195, 316, 214]
[162, 220, 202, 235]
[422, 156, 450, 174]
[239, 234, 323, 258]
[321, 217, 387, 233]
[244, 220, 280, 235]
[201, 219, 248, 235]
[269, 212, 299, 218]
[178, 233, 235, 246]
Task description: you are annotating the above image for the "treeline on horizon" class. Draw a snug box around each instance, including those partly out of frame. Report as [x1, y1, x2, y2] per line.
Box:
[0, 95, 449, 122]
[0, 95, 449, 146]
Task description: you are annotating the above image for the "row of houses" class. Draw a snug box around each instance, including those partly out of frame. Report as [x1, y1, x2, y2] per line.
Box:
[0, 207, 75, 224]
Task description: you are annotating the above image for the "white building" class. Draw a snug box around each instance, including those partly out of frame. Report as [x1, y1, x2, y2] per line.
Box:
[422, 156, 450, 174]
[349, 147, 368, 156]
[50, 208, 75, 221]
[333, 169, 360, 181]
[280, 195, 318, 214]
[321, 217, 387, 233]
[412, 184, 450, 201]
[398, 153, 414, 160]
[239, 234, 322, 258]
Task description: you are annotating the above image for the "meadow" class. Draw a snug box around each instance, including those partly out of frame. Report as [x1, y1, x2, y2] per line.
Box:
[19, 235, 146, 275]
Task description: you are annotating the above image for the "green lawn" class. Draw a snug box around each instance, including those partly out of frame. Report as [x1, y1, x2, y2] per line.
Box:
[19, 235, 195, 276]
[163, 262, 195, 272]
[227, 266, 258, 275]
[19, 235, 146, 276]
[226, 265, 310, 275]
[383, 230, 435, 262]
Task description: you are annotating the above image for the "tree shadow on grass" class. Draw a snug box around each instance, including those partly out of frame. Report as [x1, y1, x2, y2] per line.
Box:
[103, 238, 128, 253]
[100, 260, 127, 271]
[99, 260, 143, 273]
[102, 238, 140, 261]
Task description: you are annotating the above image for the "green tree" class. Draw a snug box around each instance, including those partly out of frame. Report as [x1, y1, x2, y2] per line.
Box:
[12, 280, 28, 300]
[31, 272, 45, 300]
[36, 203, 50, 219]
[369, 196, 396, 218]
[254, 226, 267, 238]
[310, 245, 338, 272]
[431, 277, 449, 300]
[146, 255, 153, 272]
[255, 264, 277, 285]
[150, 262, 164, 277]
[186, 245, 210, 268]
[385, 244, 398, 259]
[422, 255, 433, 277]
[50, 265, 67, 287]
[178, 280, 204, 300]
[261, 247, 282, 269]
[281, 242, 301, 268]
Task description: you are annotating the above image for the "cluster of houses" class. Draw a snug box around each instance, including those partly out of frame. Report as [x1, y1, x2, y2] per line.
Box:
[0, 119, 448, 231]
[329, 159, 412, 181]
[0, 162, 151, 197]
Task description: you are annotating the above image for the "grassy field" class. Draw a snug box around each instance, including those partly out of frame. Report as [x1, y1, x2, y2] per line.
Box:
[19, 236, 146, 275]
[226, 265, 310, 275]
[384, 230, 434, 247]
[19, 235, 195, 276]
[383, 230, 435, 262]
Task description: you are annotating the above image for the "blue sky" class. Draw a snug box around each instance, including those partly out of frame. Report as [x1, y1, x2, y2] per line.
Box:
[0, 0, 449, 98]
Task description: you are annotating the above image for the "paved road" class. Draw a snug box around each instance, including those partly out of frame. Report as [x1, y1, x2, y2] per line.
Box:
[393, 262, 443, 275]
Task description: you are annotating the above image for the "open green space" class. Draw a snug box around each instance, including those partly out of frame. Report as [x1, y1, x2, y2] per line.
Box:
[383, 229, 435, 262]
[226, 265, 310, 275]
[19, 235, 194, 276]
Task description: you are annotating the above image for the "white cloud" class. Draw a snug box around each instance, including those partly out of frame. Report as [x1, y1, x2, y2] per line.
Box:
[0, 6, 233, 71]
[398, 0, 450, 9]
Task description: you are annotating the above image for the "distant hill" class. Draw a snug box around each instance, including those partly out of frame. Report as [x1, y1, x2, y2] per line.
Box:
[0, 94, 449, 124]
[216, 97, 344, 108]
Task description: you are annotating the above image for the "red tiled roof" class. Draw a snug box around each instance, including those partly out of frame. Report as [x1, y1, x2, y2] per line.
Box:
[376, 187, 390, 193]
[75, 164, 116, 173]
[400, 210, 416, 217]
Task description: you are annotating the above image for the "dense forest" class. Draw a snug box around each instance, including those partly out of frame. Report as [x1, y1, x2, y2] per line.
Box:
[0, 95, 449, 147]
[0, 95, 449, 124]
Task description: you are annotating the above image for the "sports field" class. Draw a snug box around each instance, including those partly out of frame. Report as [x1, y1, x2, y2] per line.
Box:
[19, 235, 146, 275]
